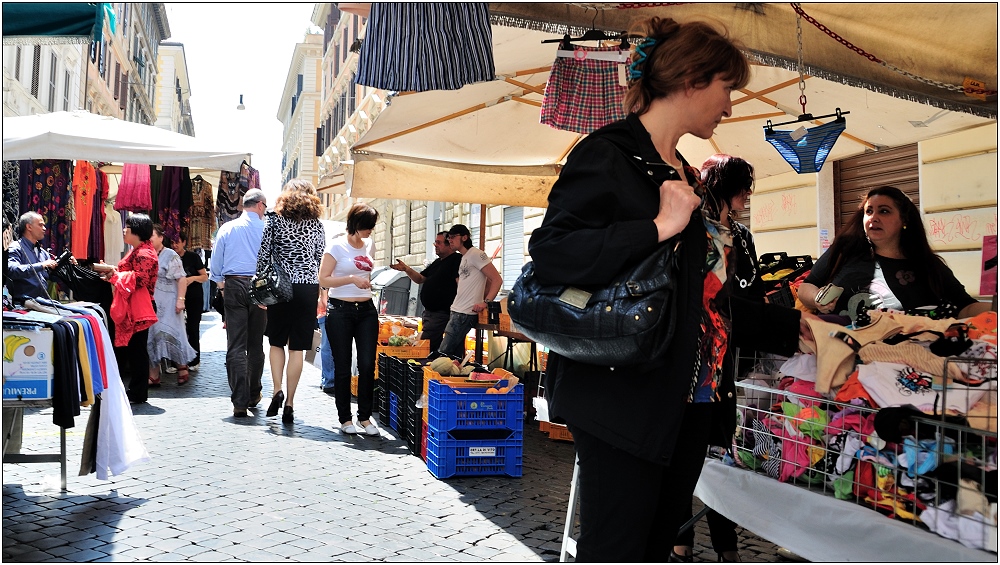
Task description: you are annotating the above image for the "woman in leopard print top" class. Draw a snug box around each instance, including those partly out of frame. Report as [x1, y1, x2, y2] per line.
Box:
[257, 179, 326, 423]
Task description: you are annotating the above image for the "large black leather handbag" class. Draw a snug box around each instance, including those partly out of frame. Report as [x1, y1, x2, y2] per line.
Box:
[249, 213, 293, 306]
[507, 238, 681, 366]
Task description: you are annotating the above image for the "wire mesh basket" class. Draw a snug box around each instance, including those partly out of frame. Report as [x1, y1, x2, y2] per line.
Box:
[725, 349, 997, 554]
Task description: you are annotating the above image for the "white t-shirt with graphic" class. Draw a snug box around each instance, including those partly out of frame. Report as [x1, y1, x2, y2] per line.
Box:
[856, 361, 989, 414]
[450, 247, 491, 315]
[325, 235, 374, 300]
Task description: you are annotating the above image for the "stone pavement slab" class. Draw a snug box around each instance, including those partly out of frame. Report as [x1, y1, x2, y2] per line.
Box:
[3, 311, 790, 562]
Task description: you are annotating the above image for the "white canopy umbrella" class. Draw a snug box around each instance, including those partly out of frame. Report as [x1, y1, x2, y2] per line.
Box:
[2, 111, 251, 171]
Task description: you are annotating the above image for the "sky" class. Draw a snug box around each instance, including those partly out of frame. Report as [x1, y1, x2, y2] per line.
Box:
[163, 3, 318, 203]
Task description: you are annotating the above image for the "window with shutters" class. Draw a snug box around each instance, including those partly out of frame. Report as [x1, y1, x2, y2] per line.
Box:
[30, 45, 41, 97]
[316, 128, 324, 156]
[63, 70, 70, 111]
[470, 205, 482, 246]
[99, 41, 107, 79]
[14, 46, 21, 81]
[47, 53, 57, 111]
[114, 62, 121, 99]
[120, 71, 128, 110]
[502, 207, 525, 290]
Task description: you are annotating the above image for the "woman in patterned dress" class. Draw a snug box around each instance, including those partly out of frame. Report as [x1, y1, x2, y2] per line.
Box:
[259, 179, 326, 424]
[146, 224, 197, 386]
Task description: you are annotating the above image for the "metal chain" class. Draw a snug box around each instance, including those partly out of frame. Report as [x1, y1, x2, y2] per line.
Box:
[790, 3, 996, 96]
[795, 10, 807, 114]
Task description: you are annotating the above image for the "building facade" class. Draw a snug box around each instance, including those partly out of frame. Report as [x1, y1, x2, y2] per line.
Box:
[153, 42, 194, 136]
[3, 2, 170, 125]
[277, 33, 323, 195]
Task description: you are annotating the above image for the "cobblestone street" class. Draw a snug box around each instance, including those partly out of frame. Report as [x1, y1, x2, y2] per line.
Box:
[3, 312, 787, 562]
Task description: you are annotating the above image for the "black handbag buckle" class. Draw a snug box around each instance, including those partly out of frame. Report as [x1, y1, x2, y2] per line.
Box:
[625, 281, 642, 296]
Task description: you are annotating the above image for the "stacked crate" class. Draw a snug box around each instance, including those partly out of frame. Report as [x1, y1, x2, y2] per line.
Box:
[425, 379, 524, 478]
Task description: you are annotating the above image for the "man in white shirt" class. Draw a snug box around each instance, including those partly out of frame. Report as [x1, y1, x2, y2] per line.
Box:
[437, 224, 502, 358]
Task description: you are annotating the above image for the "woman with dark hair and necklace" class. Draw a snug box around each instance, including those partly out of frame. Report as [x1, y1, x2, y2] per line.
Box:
[671, 154, 762, 563]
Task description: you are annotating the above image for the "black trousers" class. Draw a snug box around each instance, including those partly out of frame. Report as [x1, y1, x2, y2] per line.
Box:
[674, 506, 738, 554]
[223, 277, 266, 409]
[569, 403, 713, 562]
[184, 289, 203, 365]
[116, 328, 150, 403]
[325, 298, 378, 424]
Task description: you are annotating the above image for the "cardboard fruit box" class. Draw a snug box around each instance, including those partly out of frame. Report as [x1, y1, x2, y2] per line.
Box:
[3, 328, 54, 400]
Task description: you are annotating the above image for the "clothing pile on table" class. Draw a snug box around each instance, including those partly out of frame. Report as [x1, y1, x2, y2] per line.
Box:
[3, 299, 149, 479]
[729, 310, 998, 552]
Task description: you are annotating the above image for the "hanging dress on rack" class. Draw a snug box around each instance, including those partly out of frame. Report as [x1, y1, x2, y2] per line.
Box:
[3, 160, 20, 232]
[157, 166, 184, 245]
[353, 2, 494, 92]
[87, 169, 107, 261]
[114, 163, 152, 212]
[215, 170, 243, 228]
[19, 159, 72, 254]
[70, 161, 97, 259]
[187, 176, 215, 249]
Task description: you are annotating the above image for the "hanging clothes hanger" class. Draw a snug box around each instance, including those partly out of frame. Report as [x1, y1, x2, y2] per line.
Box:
[541, 10, 639, 50]
[193, 174, 203, 181]
[764, 108, 850, 131]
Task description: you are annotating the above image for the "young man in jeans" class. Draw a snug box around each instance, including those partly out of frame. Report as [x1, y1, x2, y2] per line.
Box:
[437, 224, 502, 359]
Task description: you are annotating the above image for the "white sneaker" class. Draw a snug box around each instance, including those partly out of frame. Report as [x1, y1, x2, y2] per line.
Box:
[165, 365, 178, 374]
[341, 422, 360, 434]
[188, 363, 199, 371]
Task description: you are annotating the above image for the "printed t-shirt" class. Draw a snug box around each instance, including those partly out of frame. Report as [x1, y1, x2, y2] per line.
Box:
[450, 247, 491, 315]
[326, 236, 374, 300]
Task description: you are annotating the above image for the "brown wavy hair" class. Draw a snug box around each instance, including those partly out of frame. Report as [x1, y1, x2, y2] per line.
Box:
[624, 17, 750, 115]
[274, 178, 322, 222]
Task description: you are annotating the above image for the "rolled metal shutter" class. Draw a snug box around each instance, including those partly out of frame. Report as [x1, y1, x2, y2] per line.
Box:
[832, 144, 919, 234]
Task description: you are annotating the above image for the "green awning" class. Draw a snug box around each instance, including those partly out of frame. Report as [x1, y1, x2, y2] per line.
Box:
[2, 3, 112, 45]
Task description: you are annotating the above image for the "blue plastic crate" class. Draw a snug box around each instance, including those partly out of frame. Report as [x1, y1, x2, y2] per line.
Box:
[426, 436, 523, 478]
[389, 390, 400, 432]
[427, 380, 524, 435]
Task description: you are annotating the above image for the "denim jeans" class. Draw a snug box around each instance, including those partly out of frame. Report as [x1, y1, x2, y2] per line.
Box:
[438, 311, 478, 358]
[325, 298, 378, 424]
[317, 315, 335, 389]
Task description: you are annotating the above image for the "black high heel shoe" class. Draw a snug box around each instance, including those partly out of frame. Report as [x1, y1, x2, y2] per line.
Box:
[282, 405, 293, 424]
[266, 390, 284, 417]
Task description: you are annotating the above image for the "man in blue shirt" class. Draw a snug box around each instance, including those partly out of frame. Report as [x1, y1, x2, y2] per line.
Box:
[6, 212, 60, 300]
[211, 189, 268, 418]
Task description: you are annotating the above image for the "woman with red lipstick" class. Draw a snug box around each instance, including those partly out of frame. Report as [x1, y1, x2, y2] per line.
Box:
[318, 203, 381, 436]
[800, 185, 988, 320]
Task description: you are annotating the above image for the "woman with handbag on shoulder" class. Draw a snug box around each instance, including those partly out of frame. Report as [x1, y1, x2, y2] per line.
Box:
[318, 203, 380, 436]
[527, 17, 814, 562]
[259, 179, 326, 424]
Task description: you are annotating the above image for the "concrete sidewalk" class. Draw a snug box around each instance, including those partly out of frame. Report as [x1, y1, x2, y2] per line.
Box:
[3, 311, 789, 562]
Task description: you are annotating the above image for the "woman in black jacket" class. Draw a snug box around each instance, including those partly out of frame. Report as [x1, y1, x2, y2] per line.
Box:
[528, 18, 809, 562]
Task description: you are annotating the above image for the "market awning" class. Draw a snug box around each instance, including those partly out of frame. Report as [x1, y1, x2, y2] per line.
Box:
[3, 111, 251, 171]
[488, 2, 997, 118]
[2, 2, 113, 45]
[347, 14, 994, 205]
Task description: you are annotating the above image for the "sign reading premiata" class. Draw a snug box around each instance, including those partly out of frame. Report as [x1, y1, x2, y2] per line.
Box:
[3, 329, 54, 400]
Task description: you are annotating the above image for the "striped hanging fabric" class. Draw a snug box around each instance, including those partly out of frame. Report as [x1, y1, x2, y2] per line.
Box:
[354, 3, 495, 92]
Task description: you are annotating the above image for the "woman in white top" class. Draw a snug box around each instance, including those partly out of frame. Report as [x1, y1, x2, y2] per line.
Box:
[318, 203, 381, 435]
